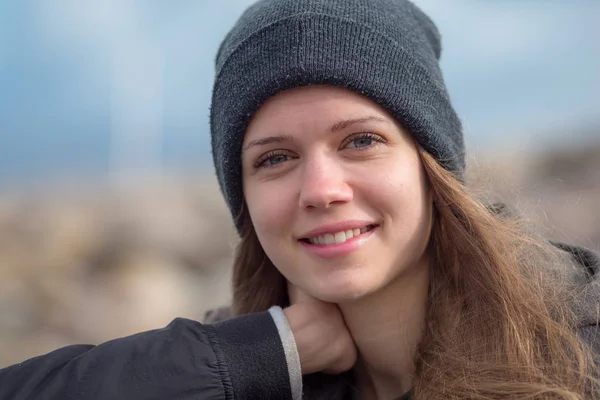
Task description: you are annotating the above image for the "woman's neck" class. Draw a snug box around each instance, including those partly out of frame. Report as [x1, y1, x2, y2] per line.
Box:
[338, 258, 430, 400]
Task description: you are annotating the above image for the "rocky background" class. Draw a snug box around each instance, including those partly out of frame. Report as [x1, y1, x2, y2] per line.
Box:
[0, 142, 599, 368]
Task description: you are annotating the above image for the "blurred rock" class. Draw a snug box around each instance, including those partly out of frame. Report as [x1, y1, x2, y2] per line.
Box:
[0, 175, 234, 366]
[469, 141, 600, 248]
[0, 141, 599, 367]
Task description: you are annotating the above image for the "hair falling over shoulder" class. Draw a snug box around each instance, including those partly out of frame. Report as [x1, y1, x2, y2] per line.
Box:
[412, 151, 600, 399]
[230, 150, 600, 399]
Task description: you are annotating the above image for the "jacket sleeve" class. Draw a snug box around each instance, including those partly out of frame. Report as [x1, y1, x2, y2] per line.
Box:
[0, 309, 299, 400]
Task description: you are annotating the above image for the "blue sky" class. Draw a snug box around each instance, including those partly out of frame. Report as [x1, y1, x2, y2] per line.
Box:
[0, 0, 599, 186]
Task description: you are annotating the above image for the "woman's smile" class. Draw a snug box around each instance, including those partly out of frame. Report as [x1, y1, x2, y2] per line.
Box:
[242, 85, 433, 303]
[298, 223, 379, 259]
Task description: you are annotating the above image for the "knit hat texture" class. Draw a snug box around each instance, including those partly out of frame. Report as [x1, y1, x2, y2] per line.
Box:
[210, 0, 465, 230]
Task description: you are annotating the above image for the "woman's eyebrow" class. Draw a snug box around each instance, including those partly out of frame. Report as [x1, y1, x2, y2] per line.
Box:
[329, 116, 389, 133]
[242, 116, 388, 153]
[242, 135, 294, 152]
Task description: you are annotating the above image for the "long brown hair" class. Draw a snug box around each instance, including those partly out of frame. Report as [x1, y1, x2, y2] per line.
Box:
[231, 149, 599, 399]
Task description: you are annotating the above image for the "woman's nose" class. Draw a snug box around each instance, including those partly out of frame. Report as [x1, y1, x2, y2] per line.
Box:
[298, 157, 353, 210]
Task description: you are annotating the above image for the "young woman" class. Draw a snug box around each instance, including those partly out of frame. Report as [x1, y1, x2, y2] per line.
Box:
[1, 0, 599, 399]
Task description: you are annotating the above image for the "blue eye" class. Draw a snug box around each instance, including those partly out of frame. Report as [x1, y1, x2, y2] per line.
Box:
[348, 136, 373, 148]
[254, 151, 292, 169]
[266, 154, 289, 165]
[344, 133, 385, 149]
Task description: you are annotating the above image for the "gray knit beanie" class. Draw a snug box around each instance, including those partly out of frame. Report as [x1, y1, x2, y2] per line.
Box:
[210, 0, 465, 231]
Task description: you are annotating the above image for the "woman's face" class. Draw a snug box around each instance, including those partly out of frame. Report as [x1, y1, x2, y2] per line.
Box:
[242, 85, 433, 303]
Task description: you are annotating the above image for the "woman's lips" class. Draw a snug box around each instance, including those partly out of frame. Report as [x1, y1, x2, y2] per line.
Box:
[302, 224, 376, 245]
[298, 225, 378, 259]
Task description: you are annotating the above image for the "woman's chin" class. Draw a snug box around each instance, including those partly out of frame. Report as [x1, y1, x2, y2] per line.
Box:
[311, 280, 380, 304]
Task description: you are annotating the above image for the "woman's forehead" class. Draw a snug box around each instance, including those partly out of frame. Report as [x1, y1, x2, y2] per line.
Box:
[245, 86, 395, 137]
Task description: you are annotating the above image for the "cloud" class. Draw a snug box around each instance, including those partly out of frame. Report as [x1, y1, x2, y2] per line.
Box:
[28, 0, 266, 178]
[3, 0, 598, 184]
[33, 0, 169, 179]
[414, 0, 599, 67]
[411, 0, 600, 145]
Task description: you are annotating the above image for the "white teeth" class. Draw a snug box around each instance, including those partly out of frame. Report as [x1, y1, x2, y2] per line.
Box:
[307, 225, 374, 246]
[334, 231, 346, 244]
[323, 233, 335, 245]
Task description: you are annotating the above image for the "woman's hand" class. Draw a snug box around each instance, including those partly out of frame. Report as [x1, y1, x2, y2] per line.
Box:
[283, 282, 357, 375]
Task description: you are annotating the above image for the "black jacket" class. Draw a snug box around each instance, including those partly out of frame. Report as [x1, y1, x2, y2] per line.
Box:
[0, 312, 293, 400]
[1, 242, 599, 400]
